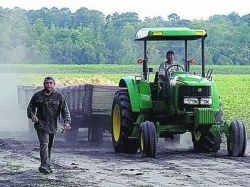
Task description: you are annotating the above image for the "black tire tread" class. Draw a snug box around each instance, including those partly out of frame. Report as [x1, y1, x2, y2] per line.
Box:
[112, 90, 138, 154]
[227, 120, 247, 157]
[140, 121, 156, 158]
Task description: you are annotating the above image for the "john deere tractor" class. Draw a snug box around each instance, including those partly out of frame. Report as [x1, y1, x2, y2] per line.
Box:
[111, 27, 247, 158]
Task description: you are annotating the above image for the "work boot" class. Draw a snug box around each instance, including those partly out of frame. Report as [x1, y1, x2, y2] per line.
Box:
[39, 166, 50, 175]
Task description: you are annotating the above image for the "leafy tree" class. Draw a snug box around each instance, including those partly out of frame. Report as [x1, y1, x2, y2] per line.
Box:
[0, 7, 249, 65]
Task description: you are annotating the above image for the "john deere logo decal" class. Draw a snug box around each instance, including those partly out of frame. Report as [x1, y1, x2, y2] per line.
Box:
[198, 88, 202, 92]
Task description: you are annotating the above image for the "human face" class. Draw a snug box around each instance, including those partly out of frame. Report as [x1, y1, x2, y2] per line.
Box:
[166, 53, 174, 63]
[44, 80, 55, 92]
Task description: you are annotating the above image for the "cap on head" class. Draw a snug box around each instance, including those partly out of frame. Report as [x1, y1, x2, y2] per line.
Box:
[166, 50, 174, 56]
[44, 76, 55, 83]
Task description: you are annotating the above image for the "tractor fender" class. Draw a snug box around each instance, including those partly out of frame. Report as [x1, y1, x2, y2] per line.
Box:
[119, 76, 152, 112]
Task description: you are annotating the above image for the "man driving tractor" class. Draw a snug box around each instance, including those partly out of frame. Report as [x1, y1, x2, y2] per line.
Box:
[159, 50, 180, 81]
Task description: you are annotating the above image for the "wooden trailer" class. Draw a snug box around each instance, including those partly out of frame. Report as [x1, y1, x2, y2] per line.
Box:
[17, 84, 120, 143]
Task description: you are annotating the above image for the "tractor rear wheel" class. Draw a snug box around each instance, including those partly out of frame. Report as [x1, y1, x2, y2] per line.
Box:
[227, 120, 247, 157]
[111, 90, 138, 154]
[140, 121, 157, 158]
[192, 131, 222, 153]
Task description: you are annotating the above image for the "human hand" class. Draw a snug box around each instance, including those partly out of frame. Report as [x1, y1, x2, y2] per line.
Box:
[31, 115, 38, 122]
[64, 123, 71, 131]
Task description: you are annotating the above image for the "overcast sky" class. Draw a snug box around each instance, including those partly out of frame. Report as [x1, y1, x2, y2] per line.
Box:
[0, 0, 249, 20]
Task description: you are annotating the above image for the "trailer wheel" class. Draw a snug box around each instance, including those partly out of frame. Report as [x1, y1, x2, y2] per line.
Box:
[227, 120, 247, 157]
[111, 90, 138, 154]
[65, 128, 78, 144]
[88, 125, 103, 144]
[192, 131, 221, 152]
[28, 120, 36, 133]
[140, 121, 157, 158]
[87, 127, 93, 143]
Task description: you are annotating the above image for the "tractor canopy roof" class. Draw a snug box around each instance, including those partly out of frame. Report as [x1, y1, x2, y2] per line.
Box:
[135, 27, 206, 41]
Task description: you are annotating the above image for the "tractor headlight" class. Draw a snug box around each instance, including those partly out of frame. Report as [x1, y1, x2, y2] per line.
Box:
[184, 97, 199, 105]
[200, 97, 212, 105]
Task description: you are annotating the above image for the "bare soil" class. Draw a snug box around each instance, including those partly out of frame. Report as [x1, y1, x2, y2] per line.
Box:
[0, 131, 249, 187]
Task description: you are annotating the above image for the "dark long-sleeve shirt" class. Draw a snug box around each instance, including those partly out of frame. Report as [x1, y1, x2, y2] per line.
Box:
[27, 89, 71, 134]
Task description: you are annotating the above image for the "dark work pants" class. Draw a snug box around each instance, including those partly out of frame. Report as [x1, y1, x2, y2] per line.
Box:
[36, 129, 55, 167]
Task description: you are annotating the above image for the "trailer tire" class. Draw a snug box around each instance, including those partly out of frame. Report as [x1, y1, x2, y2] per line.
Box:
[227, 120, 247, 157]
[28, 120, 36, 133]
[88, 124, 103, 144]
[140, 121, 157, 158]
[111, 90, 138, 154]
[192, 131, 221, 153]
[65, 128, 78, 144]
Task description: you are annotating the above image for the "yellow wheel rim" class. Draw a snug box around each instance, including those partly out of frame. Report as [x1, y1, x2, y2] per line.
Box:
[140, 132, 144, 151]
[113, 104, 121, 142]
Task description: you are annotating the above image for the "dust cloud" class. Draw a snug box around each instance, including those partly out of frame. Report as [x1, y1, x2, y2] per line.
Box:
[0, 74, 29, 132]
[0, 10, 48, 65]
[0, 11, 35, 133]
[158, 133, 193, 151]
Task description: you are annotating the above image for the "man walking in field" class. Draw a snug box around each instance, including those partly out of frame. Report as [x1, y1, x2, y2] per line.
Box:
[27, 77, 71, 174]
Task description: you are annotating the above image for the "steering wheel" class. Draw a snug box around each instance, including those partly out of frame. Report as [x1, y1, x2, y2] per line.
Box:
[165, 64, 185, 75]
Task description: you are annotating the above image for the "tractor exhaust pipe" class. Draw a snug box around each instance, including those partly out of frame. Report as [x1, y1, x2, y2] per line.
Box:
[184, 40, 188, 72]
[143, 40, 148, 80]
[201, 34, 207, 77]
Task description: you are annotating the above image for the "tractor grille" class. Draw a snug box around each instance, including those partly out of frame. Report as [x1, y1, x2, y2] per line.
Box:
[178, 86, 211, 111]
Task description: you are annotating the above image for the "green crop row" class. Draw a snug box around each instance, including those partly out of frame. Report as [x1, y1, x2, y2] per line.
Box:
[214, 75, 250, 134]
[1, 64, 250, 74]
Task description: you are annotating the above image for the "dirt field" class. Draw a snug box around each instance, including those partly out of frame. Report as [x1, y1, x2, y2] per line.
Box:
[0, 131, 249, 187]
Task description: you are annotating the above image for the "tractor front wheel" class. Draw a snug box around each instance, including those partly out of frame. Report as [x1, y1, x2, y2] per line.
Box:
[140, 121, 157, 158]
[227, 120, 247, 157]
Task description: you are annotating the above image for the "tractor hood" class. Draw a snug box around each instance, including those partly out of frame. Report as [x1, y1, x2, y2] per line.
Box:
[170, 74, 211, 86]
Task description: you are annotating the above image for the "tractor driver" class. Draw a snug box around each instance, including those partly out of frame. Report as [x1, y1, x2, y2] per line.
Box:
[158, 50, 178, 81]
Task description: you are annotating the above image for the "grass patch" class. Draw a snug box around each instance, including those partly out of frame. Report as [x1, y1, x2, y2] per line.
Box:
[1, 64, 250, 74]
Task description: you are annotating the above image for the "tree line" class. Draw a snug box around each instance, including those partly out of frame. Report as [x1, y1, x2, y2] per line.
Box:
[0, 7, 249, 65]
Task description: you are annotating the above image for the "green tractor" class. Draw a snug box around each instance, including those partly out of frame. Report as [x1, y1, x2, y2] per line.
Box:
[111, 27, 247, 158]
